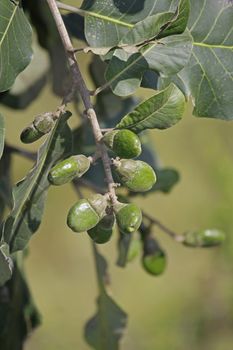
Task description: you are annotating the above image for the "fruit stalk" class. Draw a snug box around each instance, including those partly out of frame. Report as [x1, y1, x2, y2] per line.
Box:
[46, 0, 117, 204]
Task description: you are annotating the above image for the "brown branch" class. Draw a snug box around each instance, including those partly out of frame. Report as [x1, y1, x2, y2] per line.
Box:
[5, 144, 37, 161]
[142, 212, 184, 242]
[46, 0, 117, 204]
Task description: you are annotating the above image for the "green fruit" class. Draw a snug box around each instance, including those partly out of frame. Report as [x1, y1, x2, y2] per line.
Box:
[103, 129, 141, 158]
[114, 159, 156, 192]
[183, 229, 226, 248]
[48, 155, 90, 186]
[67, 194, 107, 233]
[127, 239, 142, 262]
[87, 213, 115, 244]
[20, 113, 55, 144]
[114, 202, 142, 234]
[142, 252, 166, 276]
[142, 237, 166, 276]
[20, 125, 44, 144]
[33, 113, 55, 134]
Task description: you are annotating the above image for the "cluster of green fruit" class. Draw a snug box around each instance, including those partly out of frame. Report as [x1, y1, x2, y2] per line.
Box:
[46, 129, 156, 244]
[20, 117, 225, 276]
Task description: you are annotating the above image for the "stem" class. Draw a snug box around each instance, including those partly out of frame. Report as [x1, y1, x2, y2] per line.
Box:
[5, 144, 37, 161]
[46, 0, 117, 204]
[143, 212, 184, 242]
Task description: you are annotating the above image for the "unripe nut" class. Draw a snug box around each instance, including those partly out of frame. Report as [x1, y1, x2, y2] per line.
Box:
[183, 229, 225, 248]
[20, 125, 44, 144]
[48, 155, 90, 186]
[103, 129, 141, 159]
[142, 237, 166, 276]
[33, 113, 55, 134]
[114, 159, 156, 192]
[87, 213, 115, 244]
[114, 202, 142, 234]
[67, 194, 108, 233]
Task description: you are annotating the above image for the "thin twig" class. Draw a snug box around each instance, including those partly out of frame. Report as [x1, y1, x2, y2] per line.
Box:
[46, 0, 117, 204]
[143, 212, 184, 242]
[4, 144, 37, 161]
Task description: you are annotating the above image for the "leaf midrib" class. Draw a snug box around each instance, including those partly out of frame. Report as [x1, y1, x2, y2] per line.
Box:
[0, 2, 18, 48]
[119, 86, 180, 130]
[193, 42, 233, 50]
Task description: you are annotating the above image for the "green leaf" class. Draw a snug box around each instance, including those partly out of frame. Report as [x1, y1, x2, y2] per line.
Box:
[0, 256, 40, 346]
[0, 151, 12, 223]
[0, 39, 49, 109]
[85, 245, 127, 350]
[116, 84, 185, 133]
[168, 0, 233, 120]
[81, 0, 188, 47]
[0, 243, 13, 287]
[105, 29, 192, 96]
[2, 112, 72, 253]
[0, 114, 4, 160]
[0, 0, 33, 92]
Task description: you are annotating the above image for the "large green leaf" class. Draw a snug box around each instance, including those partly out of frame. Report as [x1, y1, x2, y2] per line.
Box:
[0, 0, 32, 92]
[116, 84, 185, 133]
[81, 0, 192, 96]
[81, 0, 187, 47]
[85, 245, 127, 350]
[2, 112, 72, 253]
[167, 0, 233, 120]
[0, 114, 4, 160]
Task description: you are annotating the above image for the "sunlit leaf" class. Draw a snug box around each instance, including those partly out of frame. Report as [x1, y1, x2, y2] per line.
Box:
[116, 84, 185, 133]
[164, 0, 233, 120]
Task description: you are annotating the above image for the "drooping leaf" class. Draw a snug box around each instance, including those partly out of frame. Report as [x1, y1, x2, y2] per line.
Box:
[116, 84, 185, 133]
[0, 39, 49, 109]
[0, 114, 4, 160]
[0, 257, 40, 347]
[85, 245, 127, 350]
[0, 0, 32, 92]
[2, 112, 72, 253]
[152, 168, 180, 193]
[0, 243, 13, 287]
[166, 0, 233, 120]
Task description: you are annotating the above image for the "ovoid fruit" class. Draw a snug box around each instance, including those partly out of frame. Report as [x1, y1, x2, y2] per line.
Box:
[103, 129, 141, 159]
[67, 194, 107, 233]
[20, 113, 55, 144]
[87, 213, 115, 244]
[142, 237, 166, 276]
[114, 159, 156, 192]
[48, 155, 90, 186]
[114, 202, 142, 234]
[183, 229, 225, 247]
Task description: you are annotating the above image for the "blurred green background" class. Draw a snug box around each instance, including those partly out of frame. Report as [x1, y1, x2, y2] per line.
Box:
[2, 18, 233, 350]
